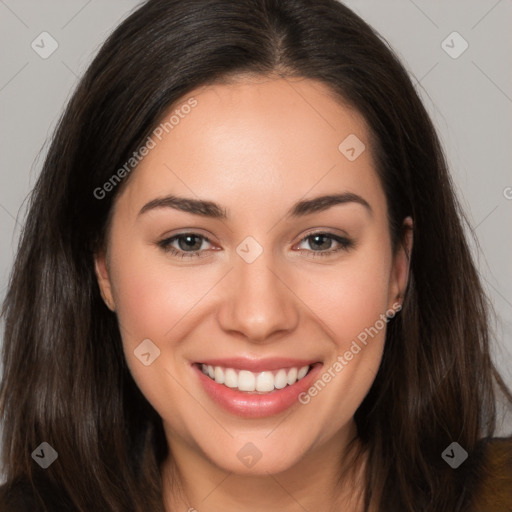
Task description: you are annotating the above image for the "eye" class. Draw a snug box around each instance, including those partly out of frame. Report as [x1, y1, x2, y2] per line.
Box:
[157, 231, 354, 260]
[295, 231, 354, 258]
[157, 233, 214, 259]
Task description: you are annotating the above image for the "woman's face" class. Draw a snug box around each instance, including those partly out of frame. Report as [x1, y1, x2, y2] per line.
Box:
[95, 76, 411, 475]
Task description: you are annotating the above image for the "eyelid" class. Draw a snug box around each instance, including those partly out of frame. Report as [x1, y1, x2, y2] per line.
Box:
[158, 228, 220, 247]
[293, 226, 351, 243]
[157, 229, 354, 259]
[157, 232, 217, 259]
[293, 230, 354, 256]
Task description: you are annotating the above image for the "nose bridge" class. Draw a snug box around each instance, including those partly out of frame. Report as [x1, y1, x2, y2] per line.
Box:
[217, 238, 298, 342]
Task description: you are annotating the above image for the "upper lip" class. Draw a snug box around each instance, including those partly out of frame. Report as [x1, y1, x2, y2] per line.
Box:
[195, 357, 321, 372]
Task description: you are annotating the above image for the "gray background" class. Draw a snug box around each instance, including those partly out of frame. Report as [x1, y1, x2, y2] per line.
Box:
[1, 0, 511, 434]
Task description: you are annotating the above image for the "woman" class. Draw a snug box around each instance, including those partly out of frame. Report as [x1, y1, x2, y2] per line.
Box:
[1, 0, 511, 510]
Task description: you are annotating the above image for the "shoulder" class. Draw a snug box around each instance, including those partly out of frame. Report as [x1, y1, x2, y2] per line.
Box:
[467, 436, 512, 512]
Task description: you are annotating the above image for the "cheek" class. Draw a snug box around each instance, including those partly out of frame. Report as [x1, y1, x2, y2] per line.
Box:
[108, 239, 224, 408]
[290, 241, 392, 423]
[294, 266, 390, 439]
[109, 244, 208, 428]
[297, 244, 393, 349]
[110, 240, 215, 344]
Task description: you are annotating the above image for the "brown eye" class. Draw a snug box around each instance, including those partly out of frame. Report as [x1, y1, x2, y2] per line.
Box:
[158, 233, 213, 258]
[296, 232, 354, 257]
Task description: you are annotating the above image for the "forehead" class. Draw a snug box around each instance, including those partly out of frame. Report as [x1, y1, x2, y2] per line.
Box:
[116, 77, 385, 220]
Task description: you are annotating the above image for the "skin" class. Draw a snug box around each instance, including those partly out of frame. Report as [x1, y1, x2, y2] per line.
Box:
[95, 75, 412, 512]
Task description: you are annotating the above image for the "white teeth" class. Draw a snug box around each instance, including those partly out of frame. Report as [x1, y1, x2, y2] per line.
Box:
[287, 367, 298, 385]
[256, 372, 275, 392]
[200, 364, 311, 393]
[224, 368, 238, 388]
[274, 369, 288, 389]
[214, 366, 225, 384]
[238, 370, 255, 391]
[297, 366, 309, 379]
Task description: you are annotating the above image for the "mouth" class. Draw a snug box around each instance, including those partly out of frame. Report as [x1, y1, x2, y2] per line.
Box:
[192, 359, 323, 418]
[196, 363, 313, 394]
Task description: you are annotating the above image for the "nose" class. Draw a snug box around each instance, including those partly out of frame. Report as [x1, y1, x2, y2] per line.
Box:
[216, 248, 299, 344]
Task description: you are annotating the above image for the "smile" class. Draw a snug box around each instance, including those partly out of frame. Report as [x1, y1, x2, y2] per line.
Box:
[193, 359, 323, 418]
[200, 363, 311, 393]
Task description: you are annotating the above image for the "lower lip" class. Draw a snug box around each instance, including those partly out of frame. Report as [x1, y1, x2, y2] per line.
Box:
[193, 363, 323, 418]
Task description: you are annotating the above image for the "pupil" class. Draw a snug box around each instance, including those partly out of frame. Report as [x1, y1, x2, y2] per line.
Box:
[179, 235, 201, 251]
[176, 235, 332, 252]
[311, 234, 330, 250]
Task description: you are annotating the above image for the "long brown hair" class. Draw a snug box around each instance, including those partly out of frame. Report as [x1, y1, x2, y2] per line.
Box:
[1, 0, 510, 510]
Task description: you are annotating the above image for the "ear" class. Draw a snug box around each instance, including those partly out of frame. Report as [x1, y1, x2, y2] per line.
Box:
[94, 250, 116, 312]
[388, 216, 413, 308]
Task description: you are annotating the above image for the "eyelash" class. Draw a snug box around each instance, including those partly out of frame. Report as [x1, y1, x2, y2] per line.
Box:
[157, 231, 354, 259]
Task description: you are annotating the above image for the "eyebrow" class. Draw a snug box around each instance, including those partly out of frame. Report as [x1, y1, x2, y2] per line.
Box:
[138, 192, 372, 219]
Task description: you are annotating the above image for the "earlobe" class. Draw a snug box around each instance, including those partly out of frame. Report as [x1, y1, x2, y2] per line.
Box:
[403, 216, 413, 263]
[390, 216, 413, 306]
[94, 251, 116, 311]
